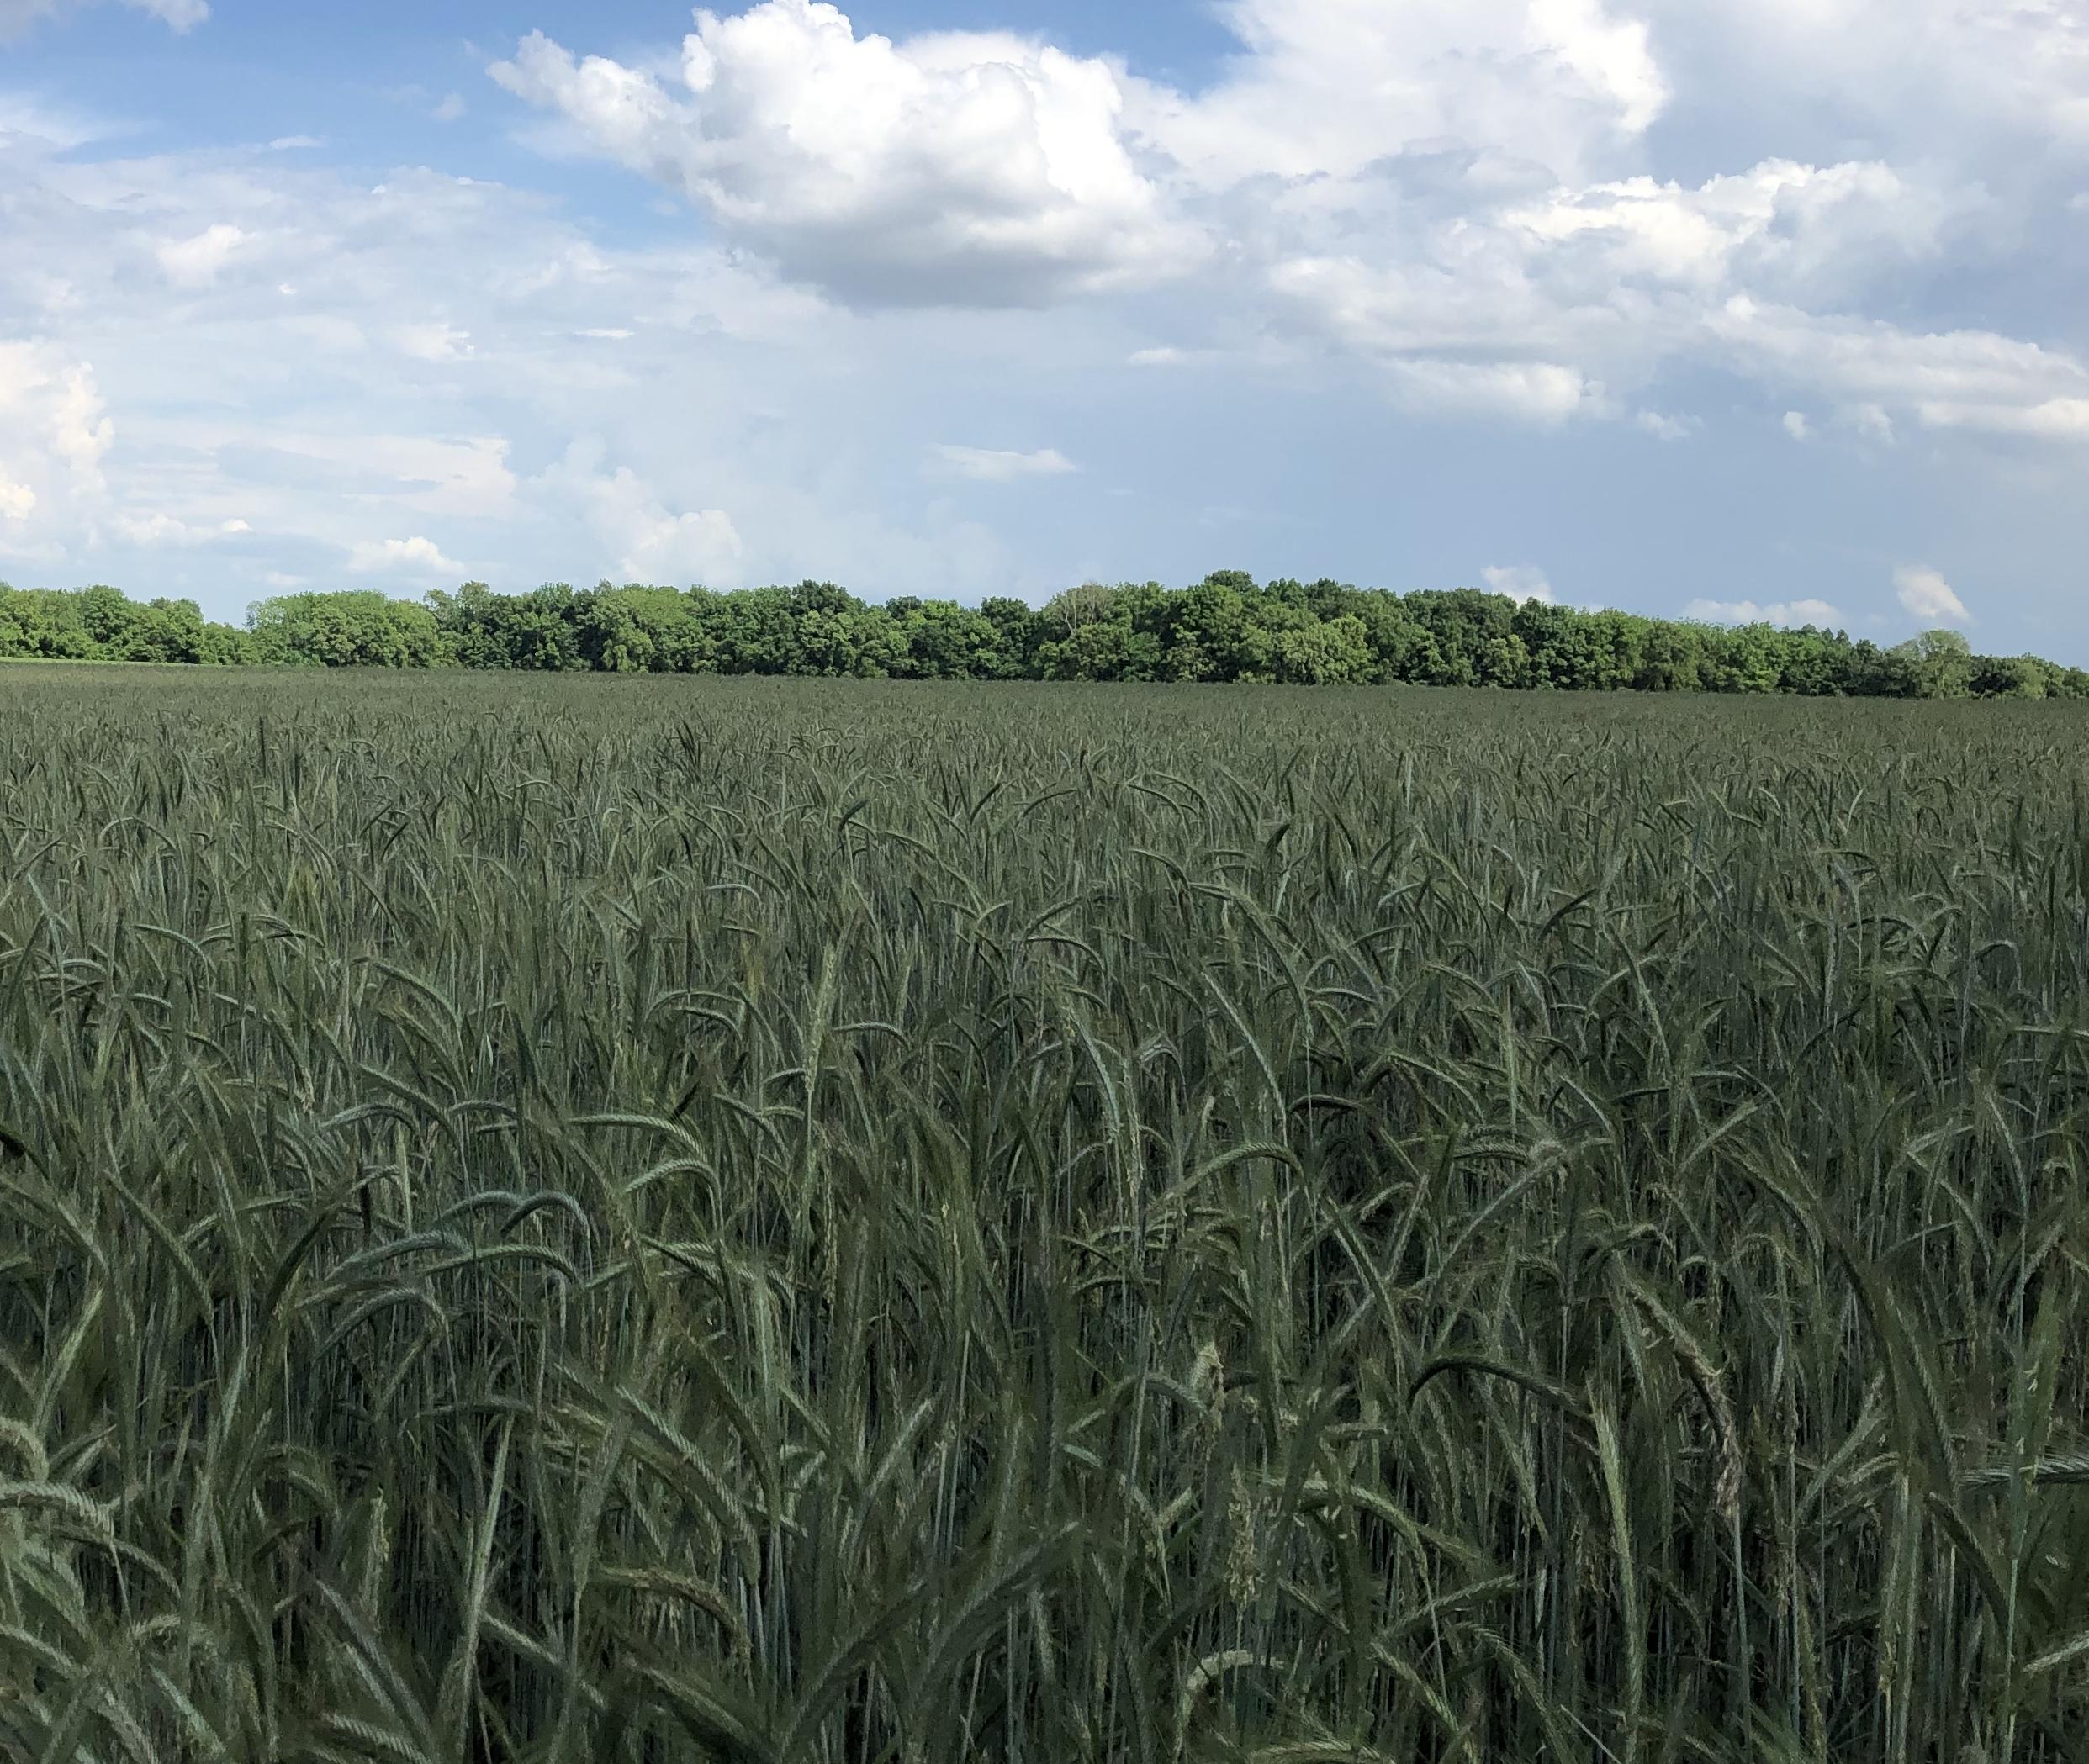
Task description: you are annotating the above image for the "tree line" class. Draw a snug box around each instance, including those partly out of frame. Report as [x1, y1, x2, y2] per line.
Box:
[0, 573, 2075, 697]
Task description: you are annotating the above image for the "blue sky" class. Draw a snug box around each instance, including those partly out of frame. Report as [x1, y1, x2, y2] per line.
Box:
[3, 0, 2086, 653]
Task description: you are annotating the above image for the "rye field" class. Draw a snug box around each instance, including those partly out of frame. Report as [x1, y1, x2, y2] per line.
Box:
[1, 666, 2085, 1764]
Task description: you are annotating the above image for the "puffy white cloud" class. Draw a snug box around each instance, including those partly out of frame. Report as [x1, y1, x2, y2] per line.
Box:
[5, 0, 2086, 642]
[1782, 410, 1811, 441]
[533, 444, 744, 585]
[930, 444, 1077, 482]
[0, 341, 111, 554]
[1135, 0, 1667, 187]
[1642, 0, 2089, 160]
[0, 133, 1035, 600]
[157, 224, 250, 288]
[1482, 563, 1555, 603]
[1684, 596, 1842, 626]
[491, 4, 1201, 305]
[348, 536, 466, 578]
[1894, 564, 1970, 626]
[1704, 298, 2089, 446]
[1503, 159, 1951, 302]
[474, 0, 2089, 477]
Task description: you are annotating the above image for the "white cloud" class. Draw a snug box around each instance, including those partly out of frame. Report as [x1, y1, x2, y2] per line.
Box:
[491, 5, 1203, 305]
[1389, 359, 1604, 425]
[112, 512, 248, 547]
[393, 323, 474, 362]
[930, 444, 1078, 482]
[1684, 596, 1842, 626]
[475, 0, 2089, 469]
[1706, 300, 2089, 447]
[267, 136, 321, 152]
[1642, 0, 2089, 158]
[537, 444, 744, 584]
[1637, 409, 1695, 441]
[1894, 564, 1970, 626]
[0, 342, 111, 550]
[1782, 410, 1811, 441]
[348, 536, 466, 577]
[434, 93, 467, 124]
[0, 0, 205, 36]
[157, 224, 250, 288]
[1846, 404, 1896, 442]
[5, 0, 2086, 642]
[181, 431, 520, 520]
[1135, 0, 1668, 187]
[0, 140, 1014, 600]
[1483, 563, 1554, 603]
[1504, 159, 1950, 302]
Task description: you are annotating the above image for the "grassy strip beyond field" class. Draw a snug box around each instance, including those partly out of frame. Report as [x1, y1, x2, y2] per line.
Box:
[1, 673, 2085, 1761]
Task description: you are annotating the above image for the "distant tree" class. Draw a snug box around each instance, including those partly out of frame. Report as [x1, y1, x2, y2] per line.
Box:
[8, 577, 2084, 697]
[1970, 652, 2053, 699]
[1885, 629, 1975, 699]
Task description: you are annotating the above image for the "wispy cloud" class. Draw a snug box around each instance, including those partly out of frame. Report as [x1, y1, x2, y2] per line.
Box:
[929, 445, 1078, 483]
[1684, 597, 1843, 626]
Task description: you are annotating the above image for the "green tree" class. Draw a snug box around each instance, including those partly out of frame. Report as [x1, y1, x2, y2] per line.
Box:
[1885, 629, 1975, 699]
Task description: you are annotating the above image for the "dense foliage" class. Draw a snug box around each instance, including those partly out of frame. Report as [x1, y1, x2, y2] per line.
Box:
[2, 670, 2085, 1762]
[3, 573, 2079, 695]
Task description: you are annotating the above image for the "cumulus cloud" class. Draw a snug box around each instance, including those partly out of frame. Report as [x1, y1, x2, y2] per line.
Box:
[929, 444, 1077, 482]
[1782, 411, 1811, 441]
[0, 476, 38, 520]
[157, 224, 250, 288]
[1504, 159, 1954, 304]
[1684, 596, 1842, 626]
[1894, 564, 1970, 626]
[1482, 563, 1555, 603]
[347, 536, 466, 578]
[5, 0, 2086, 642]
[490, 5, 1203, 305]
[1705, 299, 2089, 446]
[1642, 0, 2089, 160]
[1135, 0, 1668, 187]
[0, 342, 112, 551]
[476, 0, 2089, 468]
[535, 444, 745, 584]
